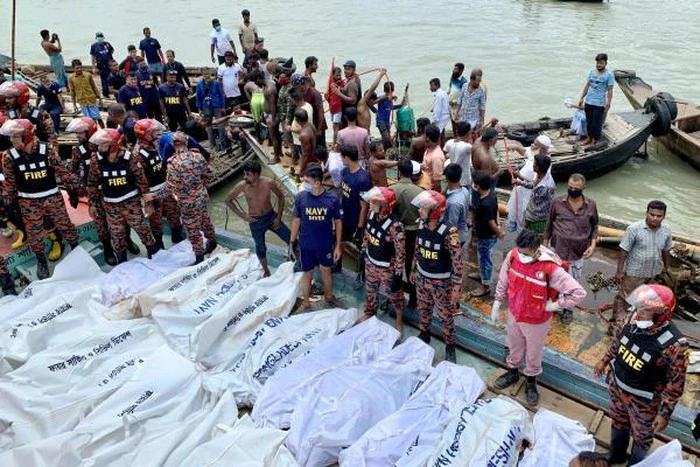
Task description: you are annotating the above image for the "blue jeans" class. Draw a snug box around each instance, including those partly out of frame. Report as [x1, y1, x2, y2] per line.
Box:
[477, 237, 498, 284]
[249, 210, 290, 259]
[41, 102, 62, 133]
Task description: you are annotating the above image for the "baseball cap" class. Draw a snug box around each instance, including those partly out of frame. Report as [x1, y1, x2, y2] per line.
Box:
[411, 160, 422, 176]
[95, 31, 104, 38]
[224, 50, 235, 57]
[255, 37, 264, 44]
[535, 134, 552, 148]
[343, 60, 356, 68]
[167, 69, 178, 76]
[291, 74, 307, 86]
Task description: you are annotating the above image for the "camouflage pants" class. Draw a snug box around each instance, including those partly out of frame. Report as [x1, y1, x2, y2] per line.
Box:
[179, 195, 215, 256]
[103, 197, 155, 252]
[608, 377, 660, 450]
[0, 255, 8, 276]
[364, 261, 405, 318]
[416, 273, 456, 344]
[79, 184, 109, 241]
[149, 193, 181, 238]
[18, 194, 79, 254]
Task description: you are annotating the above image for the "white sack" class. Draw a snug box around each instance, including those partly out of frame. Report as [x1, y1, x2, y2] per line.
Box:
[0, 432, 83, 467]
[98, 240, 195, 307]
[204, 308, 359, 406]
[427, 396, 535, 467]
[151, 254, 263, 357]
[519, 409, 595, 467]
[634, 439, 693, 467]
[252, 317, 399, 429]
[285, 337, 434, 467]
[0, 323, 161, 449]
[339, 361, 486, 467]
[193, 261, 301, 369]
[179, 414, 298, 467]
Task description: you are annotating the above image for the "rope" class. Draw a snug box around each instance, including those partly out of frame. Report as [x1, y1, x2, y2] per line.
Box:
[575, 303, 614, 323]
[500, 129, 521, 228]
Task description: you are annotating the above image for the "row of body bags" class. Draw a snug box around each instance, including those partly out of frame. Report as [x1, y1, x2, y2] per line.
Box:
[0, 246, 692, 466]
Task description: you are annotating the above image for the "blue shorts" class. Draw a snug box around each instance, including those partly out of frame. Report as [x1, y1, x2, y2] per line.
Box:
[148, 62, 164, 74]
[81, 105, 101, 121]
[299, 247, 334, 272]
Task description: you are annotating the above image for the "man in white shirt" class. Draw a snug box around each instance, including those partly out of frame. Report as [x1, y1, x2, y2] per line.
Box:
[444, 121, 472, 188]
[210, 18, 236, 65]
[429, 78, 450, 145]
[217, 51, 243, 108]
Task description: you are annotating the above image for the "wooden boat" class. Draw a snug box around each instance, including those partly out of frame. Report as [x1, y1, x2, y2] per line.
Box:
[615, 69, 700, 172]
[494, 109, 662, 182]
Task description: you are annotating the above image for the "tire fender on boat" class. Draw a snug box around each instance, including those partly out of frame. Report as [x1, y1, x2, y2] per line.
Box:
[645, 96, 672, 137]
[655, 92, 678, 121]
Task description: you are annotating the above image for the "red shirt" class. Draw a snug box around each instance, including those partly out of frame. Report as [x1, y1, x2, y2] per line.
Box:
[327, 79, 345, 114]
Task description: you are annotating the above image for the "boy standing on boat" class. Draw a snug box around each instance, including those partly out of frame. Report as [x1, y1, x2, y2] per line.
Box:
[68, 60, 105, 128]
[578, 53, 614, 146]
[492, 229, 586, 405]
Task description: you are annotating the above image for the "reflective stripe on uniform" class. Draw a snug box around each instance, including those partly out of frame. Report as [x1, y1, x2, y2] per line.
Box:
[103, 189, 138, 203]
[509, 268, 547, 287]
[417, 263, 451, 279]
[18, 187, 59, 199]
[149, 182, 166, 193]
[366, 252, 390, 268]
[612, 365, 655, 400]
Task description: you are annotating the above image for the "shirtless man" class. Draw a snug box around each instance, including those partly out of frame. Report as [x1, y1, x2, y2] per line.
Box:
[356, 68, 387, 130]
[471, 127, 504, 183]
[40, 29, 67, 88]
[296, 108, 317, 176]
[331, 59, 362, 128]
[225, 159, 290, 276]
[243, 69, 267, 141]
[409, 117, 431, 163]
[368, 140, 397, 187]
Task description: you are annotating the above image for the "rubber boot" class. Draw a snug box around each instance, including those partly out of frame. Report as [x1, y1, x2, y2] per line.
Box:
[115, 249, 128, 264]
[170, 226, 184, 244]
[193, 254, 205, 265]
[146, 243, 161, 259]
[607, 427, 630, 464]
[494, 368, 520, 390]
[1, 273, 17, 296]
[204, 239, 218, 255]
[525, 376, 539, 406]
[418, 330, 431, 344]
[445, 344, 457, 363]
[36, 253, 50, 280]
[126, 236, 141, 255]
[628, 443, 649, 466]
[153, 234, 165, 251]
[47, 231, 64, 261]
[102, 240, 117, 266]
[11, 229, 28, 249]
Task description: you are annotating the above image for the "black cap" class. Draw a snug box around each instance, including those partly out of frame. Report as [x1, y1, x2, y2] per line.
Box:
[241, 9, 250, 16]
[224, 50, 235, 57]
[167, 69, 178, 76]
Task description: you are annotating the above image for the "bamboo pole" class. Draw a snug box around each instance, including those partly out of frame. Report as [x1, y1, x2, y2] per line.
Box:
[11, 0, 16, 79]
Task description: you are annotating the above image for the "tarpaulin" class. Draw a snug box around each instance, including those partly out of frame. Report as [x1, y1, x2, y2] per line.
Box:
[519, 409, 595, 467]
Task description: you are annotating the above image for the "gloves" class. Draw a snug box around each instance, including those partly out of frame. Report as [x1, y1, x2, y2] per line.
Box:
[490, 300, 501, 324]
[390, 273, 403, 293]
[352, 226, 365, 248]
[68, 189, 79, 209]
[288, 240, 299, 262]
[545, 300, 560, 312]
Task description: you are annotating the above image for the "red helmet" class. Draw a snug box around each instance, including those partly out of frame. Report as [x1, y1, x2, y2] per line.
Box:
[0, 118, 35, 148]
[626, 283, 676, 325]
[411, 190, 446, 222]
[0, 81, 30, 106]
[66, 117, 98, 139]
[362, 187, 396, 217]
[89, 128, 122, 153]
[134, 119, 167, 142]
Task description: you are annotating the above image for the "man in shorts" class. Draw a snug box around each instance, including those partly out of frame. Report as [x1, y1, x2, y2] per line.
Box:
[68, 59, 104, 128]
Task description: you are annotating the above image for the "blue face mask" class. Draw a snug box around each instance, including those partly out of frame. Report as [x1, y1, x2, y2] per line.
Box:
[96, 37, 105, 43]
[214, 26, 222, 32]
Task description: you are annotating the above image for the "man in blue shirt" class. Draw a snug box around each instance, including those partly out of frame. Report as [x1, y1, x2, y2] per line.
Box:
[578, 53, 614, 146]
[140, 27, 165, 75]
[196, 68, 225, 149]
[117, 73, 148, 119]
[135, 58, 163, 122]
[159, 70, 191, 131]
[158, 131, 209, 163]
[89, 32, 114, 98]
[340, 144, 373, 247]
[35, 75, 64, 132]
[443, 164, 470, 245]
[290, 163, 343, 309]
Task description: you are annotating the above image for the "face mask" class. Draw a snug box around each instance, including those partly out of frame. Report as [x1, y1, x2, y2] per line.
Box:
[518, 252, 535, 264]
[301, 181, 313, 192]
[96, 37, 105, 43]
[214, 26, 222, 32]
[568, 188, 583, 198]
[635, 320, 654, 330]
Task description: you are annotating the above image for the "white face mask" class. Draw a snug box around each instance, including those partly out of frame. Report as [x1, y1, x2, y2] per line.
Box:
[518, 252, 535, 264]
[635, 320, 654, 329]
[301, 181, 314, 192]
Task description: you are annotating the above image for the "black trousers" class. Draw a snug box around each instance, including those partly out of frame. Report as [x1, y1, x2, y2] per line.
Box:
[404, 228, 417, 304]
[585, 103, 605, 140]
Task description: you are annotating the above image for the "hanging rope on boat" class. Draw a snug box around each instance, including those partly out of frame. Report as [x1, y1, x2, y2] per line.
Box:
[575, 303, 614, 323]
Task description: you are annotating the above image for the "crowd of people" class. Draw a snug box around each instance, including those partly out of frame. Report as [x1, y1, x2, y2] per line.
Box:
[0, 13, 692, 465]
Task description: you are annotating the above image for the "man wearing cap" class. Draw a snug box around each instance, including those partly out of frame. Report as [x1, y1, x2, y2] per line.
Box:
[210, 19, 237, 65]
[89, 32, 115, 98]
[218, 51, 244, 109]
[238, 10, 258, 55]
[159, 70, 191, 131]
[334, 60, 362, 128]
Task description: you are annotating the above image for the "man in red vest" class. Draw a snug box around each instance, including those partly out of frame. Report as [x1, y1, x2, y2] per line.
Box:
[491, 229, 586, 405]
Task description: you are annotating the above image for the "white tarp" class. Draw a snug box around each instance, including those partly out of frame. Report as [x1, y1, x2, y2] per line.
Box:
[204, 308, 359, 406]
[0, 322, 162, 449]
[634, 439, 693, 467]
[339, 361, 486, 467]
[252, 317, 399, 429]
[179, 414, 298, 467]
[519, 409, 595, 467]
[98, 241, 196, 307]
[130, 250, 248, 318]
[0, 432, 83, 467]
[193, 261, 301, 369]
[0, 247, 103, 325]
[151, 254, 263, 357]
[285, 337, 435, 467]
[427, 396, 535, 467]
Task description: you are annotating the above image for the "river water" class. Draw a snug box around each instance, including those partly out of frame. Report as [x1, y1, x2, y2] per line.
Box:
[1, 0, 699, 234]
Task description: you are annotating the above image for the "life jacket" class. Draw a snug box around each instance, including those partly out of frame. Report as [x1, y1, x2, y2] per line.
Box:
[136, 146, 166, 192]
[612, 321, 683, 400]
[74, 143, 92, 184]
[97, 150, 138, 203]
[10, 142, 58, 198]
[506, 246, 564, 324]
[416, 221, 452, 279]
[366, 212, 396, 268]
[8, 106, 49, 141]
